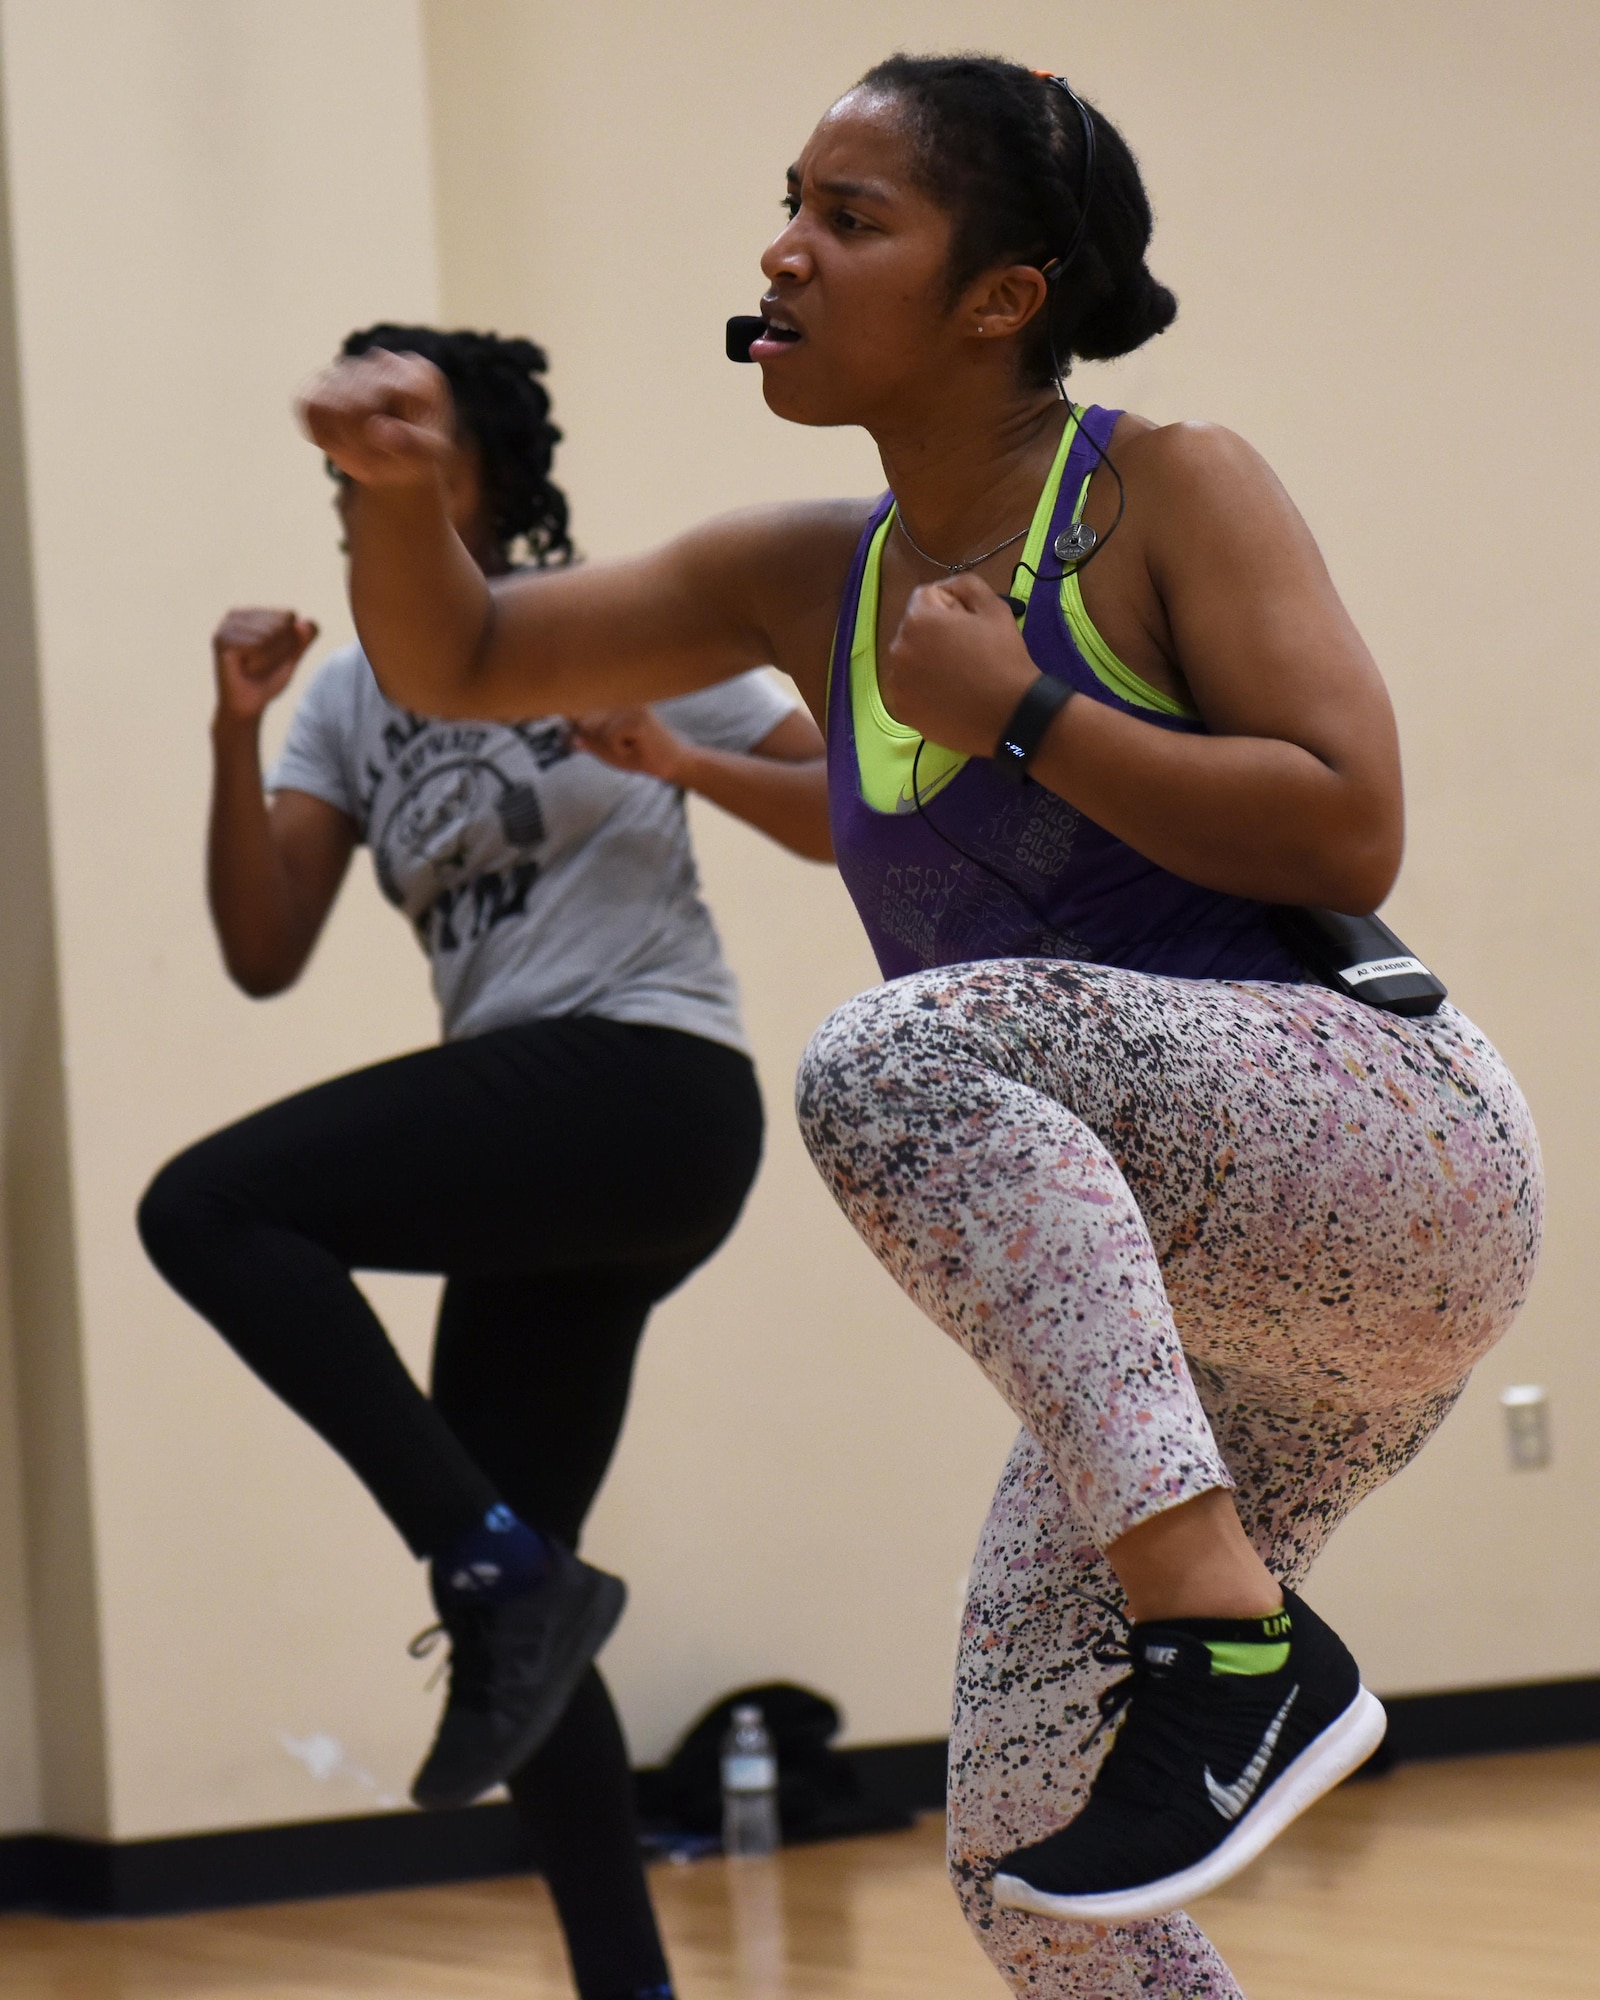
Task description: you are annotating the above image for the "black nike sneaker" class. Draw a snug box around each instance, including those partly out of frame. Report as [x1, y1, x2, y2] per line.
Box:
[409, 1540, 626, 1810]
[991, 1587, 1386, 1923]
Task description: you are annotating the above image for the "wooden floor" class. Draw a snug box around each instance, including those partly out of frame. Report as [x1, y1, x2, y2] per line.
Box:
[1, 1746, 1596, 1998]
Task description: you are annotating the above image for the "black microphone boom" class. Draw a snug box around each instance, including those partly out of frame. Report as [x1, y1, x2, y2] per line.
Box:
[726, 316, 765, 363]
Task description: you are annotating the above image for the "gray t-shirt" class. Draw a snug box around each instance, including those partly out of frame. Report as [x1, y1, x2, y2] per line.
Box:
[269, 644, 796, 1052]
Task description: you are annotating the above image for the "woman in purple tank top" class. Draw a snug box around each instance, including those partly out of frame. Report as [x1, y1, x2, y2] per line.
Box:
[298, 53, 1539, 2000]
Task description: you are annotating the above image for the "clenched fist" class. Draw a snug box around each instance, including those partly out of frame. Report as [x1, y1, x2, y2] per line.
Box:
[879, 570, 1038, 755]
[213, 607, 319, 726]
[298, 348, 455, 490]
[571, 707, 691, 785]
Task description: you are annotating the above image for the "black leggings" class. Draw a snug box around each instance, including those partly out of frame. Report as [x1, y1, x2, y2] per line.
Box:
[139, 1017, 764, 2000]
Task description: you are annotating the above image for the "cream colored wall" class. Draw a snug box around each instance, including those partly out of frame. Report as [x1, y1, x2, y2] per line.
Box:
[0, 0, 1592, 1842]
[0, 0, 451, 1838]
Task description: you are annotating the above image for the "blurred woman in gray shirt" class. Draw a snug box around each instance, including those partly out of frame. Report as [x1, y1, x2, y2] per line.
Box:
[139, 324, 830, 2000]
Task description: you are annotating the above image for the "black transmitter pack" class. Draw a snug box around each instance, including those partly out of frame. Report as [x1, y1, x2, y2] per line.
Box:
[1272, 907, 1447, 1017]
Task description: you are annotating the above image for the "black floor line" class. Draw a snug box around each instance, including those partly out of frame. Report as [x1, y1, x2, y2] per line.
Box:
[1, 1679, 1593, 1919]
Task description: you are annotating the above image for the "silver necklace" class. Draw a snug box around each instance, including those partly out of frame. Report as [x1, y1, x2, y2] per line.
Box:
[893, 506, 1031, 575]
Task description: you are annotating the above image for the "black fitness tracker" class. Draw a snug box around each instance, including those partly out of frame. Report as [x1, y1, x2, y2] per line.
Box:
[994, 674, 1073, 785]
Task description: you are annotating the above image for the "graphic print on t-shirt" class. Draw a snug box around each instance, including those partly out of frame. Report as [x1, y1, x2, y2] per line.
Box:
[364, 715, 584, 955]
[269, 644, 795, 1045]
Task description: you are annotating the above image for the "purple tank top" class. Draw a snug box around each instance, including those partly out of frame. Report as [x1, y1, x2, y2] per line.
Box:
[826, 404, 1303, 984]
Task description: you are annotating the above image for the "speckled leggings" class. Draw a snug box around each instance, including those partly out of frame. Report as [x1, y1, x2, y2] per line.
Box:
[796, 962, 1541, 2000]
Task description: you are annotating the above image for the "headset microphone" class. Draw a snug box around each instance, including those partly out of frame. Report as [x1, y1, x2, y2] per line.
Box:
[726, 316, 765, 363]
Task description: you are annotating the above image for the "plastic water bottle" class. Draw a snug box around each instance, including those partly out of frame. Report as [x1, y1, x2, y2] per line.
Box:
[720, 1703, 780, 1857]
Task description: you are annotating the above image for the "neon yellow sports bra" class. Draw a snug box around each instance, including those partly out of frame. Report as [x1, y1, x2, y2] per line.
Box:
[847, 408, 1196, 815]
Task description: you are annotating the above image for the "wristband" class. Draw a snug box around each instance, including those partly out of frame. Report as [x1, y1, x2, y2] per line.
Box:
[993, 675, 1073, 785]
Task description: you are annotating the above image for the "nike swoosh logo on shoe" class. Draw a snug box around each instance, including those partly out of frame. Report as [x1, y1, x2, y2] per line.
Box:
[1203, 1684, 1300, 1821]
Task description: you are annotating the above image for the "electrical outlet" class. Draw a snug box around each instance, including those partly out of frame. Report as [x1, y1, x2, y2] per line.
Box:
[1500, 1384, 1551, 1471]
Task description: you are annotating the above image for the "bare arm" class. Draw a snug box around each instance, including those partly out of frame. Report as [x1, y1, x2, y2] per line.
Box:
[879, 424, 1403, 912]
[299, 350, 861, 722]
[574, 705, 833, 862]
[208, 609, 358, 996]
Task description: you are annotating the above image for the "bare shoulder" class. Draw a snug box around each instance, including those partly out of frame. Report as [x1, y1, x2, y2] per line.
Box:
[1112, 415, 1291, 504]
[1104, 416, 1304, 532]
[1107, 416, 1325, 585]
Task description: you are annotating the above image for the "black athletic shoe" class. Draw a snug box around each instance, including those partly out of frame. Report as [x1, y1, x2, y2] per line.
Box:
[409, 1541, 626, 1810]
[990, 1587, 1386, 1923]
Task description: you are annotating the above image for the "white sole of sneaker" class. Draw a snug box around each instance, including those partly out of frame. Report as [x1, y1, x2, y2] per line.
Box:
[991, 1684, 1388, 1925]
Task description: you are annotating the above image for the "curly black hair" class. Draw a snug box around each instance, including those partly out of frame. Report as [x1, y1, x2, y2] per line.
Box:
[857, 54, 1177, 386]
[340, 323, 574, 567]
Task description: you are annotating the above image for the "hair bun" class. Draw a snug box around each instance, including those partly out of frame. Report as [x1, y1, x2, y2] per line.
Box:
[1072, 265, 1177, 364]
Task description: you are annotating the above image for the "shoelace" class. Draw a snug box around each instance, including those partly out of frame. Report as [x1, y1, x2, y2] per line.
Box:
[408, 1622, 449, 1691]
[1066, 1588, 1199, 1809]
[408, 1615, 493, 1708]
[1067, 1587, 1141, 1752]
